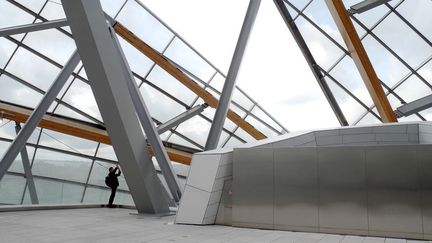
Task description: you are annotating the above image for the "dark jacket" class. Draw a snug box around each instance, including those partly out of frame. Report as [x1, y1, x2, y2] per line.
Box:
[108, 167, 121, 188]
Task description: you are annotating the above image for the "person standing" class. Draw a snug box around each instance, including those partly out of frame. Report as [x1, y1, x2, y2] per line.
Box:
[106, 165, 121, 208]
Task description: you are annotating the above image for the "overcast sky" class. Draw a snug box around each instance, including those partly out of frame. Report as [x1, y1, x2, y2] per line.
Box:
[140, 0, 340, 132]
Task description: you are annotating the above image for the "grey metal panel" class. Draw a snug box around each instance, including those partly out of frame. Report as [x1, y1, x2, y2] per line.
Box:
[417, 146, 432, 235]
[366, 146, 422, 234]
[274, 147, 318, 230]
[232, 148, 273, 229]
[317, 147, 368, 231]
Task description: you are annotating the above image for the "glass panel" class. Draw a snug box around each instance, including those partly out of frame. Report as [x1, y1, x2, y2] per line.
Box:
[245, 115, 279, 138]
[164, 38, 215, 82]
[96, 144, 117, 161]
[33, 178, 84, 204]
[356, 111, 381, 126]
[23, 28, 75, 65]
[31, 148, 92, 183]
[233, 126, 255, 143]
[286, 0, 310, 10]
[326, 77, 368, 124]
[167, 133, 202, 151]
[232, 89, 254, 111]
[0, 118, 20, 140]
[118, 36, 154, 77]
[0, 140, 32, 174]
[362, 35, 410, 87]
[208, 73, 225, 92]
[350, 1, 390, 29]
[40, 0, 66, 20]
[251, 106, 284, 133]
[53, 104, 98, 124]
[7, 47, 61, 91]
[116, 0, 174, 52]
[15, 0, 46, 13]
[295, 16, 345, 70]
[373, 13, 432, 68]
[329, 56, 374, 107]
[418, 60, 432, 86]
[174, 116, 211, 147]
[217, 131, 230, 148]
[0, 74, 43, 108]
[0, 38, 17, 68]
[303, 0, 346, 47]
[396, 0, 432, 42]
[38, 129, 98, 156]
[83, 186, 110, 204]
[223, 136, 243, 149]
[111, 191, 133, 206]
[101, 0, 127, 17]
[139, 80, 187, 123]
[0, 1, 36, 29]
[393, 76, 431, 103]
[61, 80, 102, 121]
[0, 174, 26, 205]
[146, 66, 198, 106]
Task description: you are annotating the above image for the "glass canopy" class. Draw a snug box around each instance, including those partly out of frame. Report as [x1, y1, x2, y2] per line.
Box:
[0, 0, 431, 206]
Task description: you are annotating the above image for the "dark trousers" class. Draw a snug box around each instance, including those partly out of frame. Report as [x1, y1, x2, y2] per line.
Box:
[108, 186, 117, 206]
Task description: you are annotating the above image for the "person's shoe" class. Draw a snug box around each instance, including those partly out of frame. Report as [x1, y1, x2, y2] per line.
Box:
[107, 204, 115, 208]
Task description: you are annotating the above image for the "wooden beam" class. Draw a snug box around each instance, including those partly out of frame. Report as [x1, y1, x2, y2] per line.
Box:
[113, 22, 267, 140]
[0, 102, 193, 165]
[325, 0, 397, 123]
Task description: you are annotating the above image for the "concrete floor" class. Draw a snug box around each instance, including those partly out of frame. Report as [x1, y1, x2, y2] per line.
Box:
[0, 208, 428, 243]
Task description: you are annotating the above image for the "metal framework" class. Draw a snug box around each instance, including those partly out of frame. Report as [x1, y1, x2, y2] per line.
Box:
[325, 0, 397, 123]
[0, 0, 431, 207]
[274, 0, 348, 126]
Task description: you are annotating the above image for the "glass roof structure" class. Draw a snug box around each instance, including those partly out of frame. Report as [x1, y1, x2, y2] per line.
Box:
[0, 0, 431, 206]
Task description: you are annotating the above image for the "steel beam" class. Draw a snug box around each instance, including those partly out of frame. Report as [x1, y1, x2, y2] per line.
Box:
[108, 24, 182, 203]
[112, 21, 267, 141]
[0, 19, 68, 37]
[325, 0, 397, 123]
[274, 0, 348, 126]
[395, 94, 432, 118]
[205, 0, 261, 150]
[0, 51, 79, 181]
[14, 122, 39, 204]
[349, 0, 391, 14]
[157, 104, 208, 135]
[61, 0, 170, 214]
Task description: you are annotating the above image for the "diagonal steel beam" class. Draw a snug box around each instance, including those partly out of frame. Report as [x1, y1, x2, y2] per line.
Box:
[273, 0, 348, 126]
[349, 0, 391, 14]
[14, 122, 39, 204]
[108, 23, 182, 203]
[325, 0, 397, 123]
[205, 0, 261, 150]
[0, 19, 68, 37]
[61, 0, 170, 214]
[0, 50, 79, 181]
[395, 94, 432, 118]
[157, 104, 208, 135]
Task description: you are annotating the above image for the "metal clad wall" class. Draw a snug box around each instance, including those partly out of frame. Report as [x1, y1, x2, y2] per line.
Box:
[232, 145, 432, 240]
[274, 147, 318, 231]
[233, 148, 274, 229]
